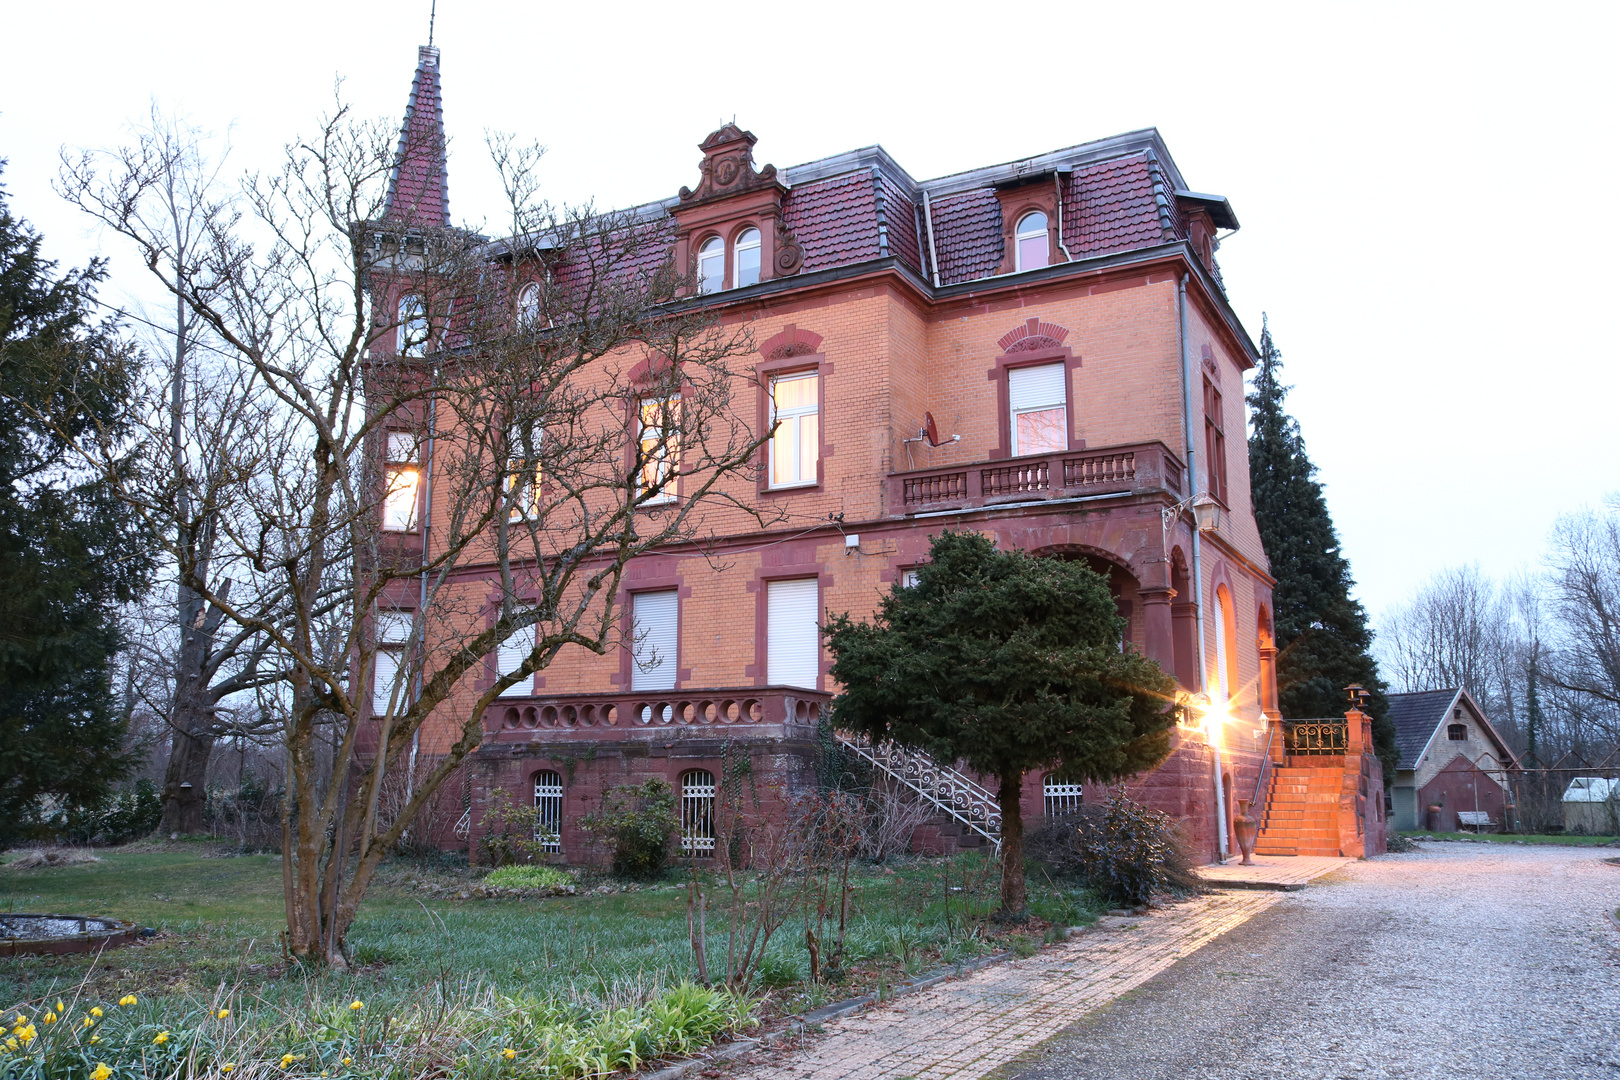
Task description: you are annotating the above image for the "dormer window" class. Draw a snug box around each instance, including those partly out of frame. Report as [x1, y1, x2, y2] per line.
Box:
[517, 283, 540, 326]
[735, 228, 761, 287]
[1016, 212, 1049, 272]
[398, 294, 429, 356]
[698, 236, 725, 294]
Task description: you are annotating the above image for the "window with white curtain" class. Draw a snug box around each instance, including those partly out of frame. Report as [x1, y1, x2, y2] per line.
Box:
[382, 431, 420, 531]
[769, 372, 819, 487]
[1008, 362, 1067, 456]
[1015, 212, 1049, 272]
[734, 228, 761, 287]
[372, 610, 414, 715]
[767, 578, 819, 689]
[638, 396, 679, 504]
[505, 421, 542, 522]
[630, 589, 678, 691]
[697, 236, 725, 294]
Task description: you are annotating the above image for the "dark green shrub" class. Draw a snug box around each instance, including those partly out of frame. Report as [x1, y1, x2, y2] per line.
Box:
[478, 787, 544, 867]
[581, 778, 676, 880]
[55, 778, 163, 845]
[1024, 792, 1200, 906]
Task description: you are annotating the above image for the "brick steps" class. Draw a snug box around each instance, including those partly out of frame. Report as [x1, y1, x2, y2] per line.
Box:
[1255, 765, 1346, 858]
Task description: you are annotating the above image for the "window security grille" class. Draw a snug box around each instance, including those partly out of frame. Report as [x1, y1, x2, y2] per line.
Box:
[1044, 777, 1084, 816]
[533, 770, 564, 853]
[681, 770, 716, 853]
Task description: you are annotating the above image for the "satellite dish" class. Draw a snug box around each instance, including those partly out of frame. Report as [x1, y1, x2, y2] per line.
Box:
[924, 412, 941, 446]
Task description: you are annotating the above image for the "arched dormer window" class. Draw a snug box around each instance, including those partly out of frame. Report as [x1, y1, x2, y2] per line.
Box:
[398, 294, 430, 356]
[517, 282, 541, 326]
[1015, 212, 1049, 272]
[734, 228, 761, 287]
[697, 236, 725, 294]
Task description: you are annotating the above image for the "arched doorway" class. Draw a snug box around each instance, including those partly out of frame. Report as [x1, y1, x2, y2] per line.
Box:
[1035, 546, 1142, 650]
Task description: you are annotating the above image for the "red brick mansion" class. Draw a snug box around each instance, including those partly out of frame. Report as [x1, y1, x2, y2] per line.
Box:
[370, 44, 1385, 866]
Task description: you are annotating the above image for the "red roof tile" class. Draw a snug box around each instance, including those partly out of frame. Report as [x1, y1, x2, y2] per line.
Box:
[384, 46, 450, 228]
[931, 188, 1003, 285]
[783, 173, 881, 273]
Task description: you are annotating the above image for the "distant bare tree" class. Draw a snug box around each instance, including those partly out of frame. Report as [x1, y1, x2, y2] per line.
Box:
[1542, 498, 1620, 749]
[1377, 564, 1524, 723]
[56, 99, 770, 965]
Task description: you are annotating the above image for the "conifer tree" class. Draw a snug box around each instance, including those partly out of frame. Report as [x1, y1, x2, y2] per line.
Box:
[1247, 317, 1396, 774]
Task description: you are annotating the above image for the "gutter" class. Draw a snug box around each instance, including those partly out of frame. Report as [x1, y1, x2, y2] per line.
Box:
[1054, 173, 1073, 262]
[922, 191, 942, 288]
[1179, 272, 1229, 862]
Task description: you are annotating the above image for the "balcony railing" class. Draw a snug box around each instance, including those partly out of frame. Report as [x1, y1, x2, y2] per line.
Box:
[484, 685, 831, 741]
[889, 441, 1183, 514]
[1285, 720, 1349, 756]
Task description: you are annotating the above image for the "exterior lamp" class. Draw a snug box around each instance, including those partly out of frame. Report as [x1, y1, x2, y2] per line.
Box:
[1344, 683, 1370, 709]
[1192, 493, 1222, 533]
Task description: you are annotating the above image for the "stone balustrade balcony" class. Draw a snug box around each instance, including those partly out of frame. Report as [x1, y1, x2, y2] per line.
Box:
[887, 440, 1185, 516]
[483, 685, 831, 743]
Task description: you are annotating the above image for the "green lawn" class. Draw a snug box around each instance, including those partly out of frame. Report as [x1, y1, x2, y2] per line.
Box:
[1397, 830, 1618, 846]
[2, 845, 1097, 1012]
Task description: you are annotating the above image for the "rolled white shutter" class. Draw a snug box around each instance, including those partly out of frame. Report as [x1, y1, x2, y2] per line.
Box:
[373, 649, 401, 714]
[631, 590, 679, 691]
[1008, 362, 1066, 410]
[498, 628, 532, 697]
[767, 578, 820, 689]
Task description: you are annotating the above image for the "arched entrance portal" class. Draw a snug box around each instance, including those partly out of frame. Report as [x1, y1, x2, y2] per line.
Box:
[1035, 546, 1142, 651]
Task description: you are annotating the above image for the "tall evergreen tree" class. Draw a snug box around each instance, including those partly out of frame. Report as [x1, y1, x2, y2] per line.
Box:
[0, 163, 151, 835]
[1247, 317, 1396, 775]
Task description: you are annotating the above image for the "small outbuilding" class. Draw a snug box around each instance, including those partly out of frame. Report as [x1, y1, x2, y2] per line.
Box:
[1387, 688, 1519, 832]
[1562, 777, 1619, 835]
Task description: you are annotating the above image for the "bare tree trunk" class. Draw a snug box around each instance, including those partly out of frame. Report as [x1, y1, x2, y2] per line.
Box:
[996, 769, 1027, 919]
[160, 580, 216, 834]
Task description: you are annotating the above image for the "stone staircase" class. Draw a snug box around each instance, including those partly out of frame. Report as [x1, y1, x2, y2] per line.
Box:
[1255, 763, 1352, 857]
[839, 736, 1001, 851]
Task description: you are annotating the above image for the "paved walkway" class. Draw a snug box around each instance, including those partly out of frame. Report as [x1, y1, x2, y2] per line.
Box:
[1009, 844, 1620, 1080]
[726, 889, 1284, 1080]
[1194, 855, 1353, 890]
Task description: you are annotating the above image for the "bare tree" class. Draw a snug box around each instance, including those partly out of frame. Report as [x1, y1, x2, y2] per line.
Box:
[57, 101, 771, 964]
[1542, 497, 1620, 748]
[1377, 563, 1524, 723]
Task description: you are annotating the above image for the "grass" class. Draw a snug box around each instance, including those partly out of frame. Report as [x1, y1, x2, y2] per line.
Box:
[1, 844, 1104, 1014]
[1397, 830, 1618, 846]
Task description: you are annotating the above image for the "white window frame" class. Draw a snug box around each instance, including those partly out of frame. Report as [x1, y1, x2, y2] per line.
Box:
[382, 431, 420, 532]
[1015, 212, 1049, 272]
[533, 770, 564, 854]
[766, 577, 820, 690]
[372, 610, 414, 716]
[505, 421, 542, 522]
[517, 282, 541, 326]
[900, 569, 921, 589]
[681, 769, 717, 853]
[638, 395, 680, 505]
[1007, 362, 1067, 457]
[768, 371, 819, 489]
[630, 589, 679, 692]
[734, 227, 762, 288]
[398, 294, 430, 356]
[1043, 776, 1084, 817]
[697, 236, 725, 294]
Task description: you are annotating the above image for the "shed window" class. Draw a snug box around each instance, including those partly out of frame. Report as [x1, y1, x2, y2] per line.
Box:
[1015, 212, 1049, 272]
[697, 236, 724, 294]
[734, 228, 761, 287]
[1008, 362, 1067, 456]
[680, 770, 716, 853]
[533, 770, 563, 853]
[1448, 723, 1467, 741]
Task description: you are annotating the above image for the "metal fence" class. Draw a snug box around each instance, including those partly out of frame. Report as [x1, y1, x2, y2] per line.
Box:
[1504, 751, 1620, 835]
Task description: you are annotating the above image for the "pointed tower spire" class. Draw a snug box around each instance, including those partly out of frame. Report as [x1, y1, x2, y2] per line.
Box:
[383, 44, 449, 227]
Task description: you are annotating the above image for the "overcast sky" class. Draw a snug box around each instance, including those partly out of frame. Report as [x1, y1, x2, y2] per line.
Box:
[4, 1, 1616, 621]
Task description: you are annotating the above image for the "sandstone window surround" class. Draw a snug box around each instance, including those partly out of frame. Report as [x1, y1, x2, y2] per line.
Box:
[986, 319, 1082, 462]
[992, 173, 1069, 277]
[671, 125, 803, 298]
[629, 588, 679, 692]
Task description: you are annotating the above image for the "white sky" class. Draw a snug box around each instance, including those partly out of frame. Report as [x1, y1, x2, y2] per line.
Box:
[4, 1, 1617, 620]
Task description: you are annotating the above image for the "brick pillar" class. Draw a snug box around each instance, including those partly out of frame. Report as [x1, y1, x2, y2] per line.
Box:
[1259, 644, 1280, 720]
[1171, 601, 1199, 689]
[1139, 587, 1175, 673]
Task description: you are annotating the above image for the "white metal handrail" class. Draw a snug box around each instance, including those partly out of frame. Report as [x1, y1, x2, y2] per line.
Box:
[839, 736, 1001, 850]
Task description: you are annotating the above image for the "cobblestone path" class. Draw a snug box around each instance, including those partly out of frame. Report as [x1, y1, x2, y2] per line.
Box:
[726, 889, 1284, 1080]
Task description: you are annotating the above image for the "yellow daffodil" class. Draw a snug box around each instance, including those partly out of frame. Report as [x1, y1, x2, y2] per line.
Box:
[91, 1035, 101, 1044]
[342, 1057, 351, 1066]
[5, 1038, 16, 1051]
[348, 1001, 363, 1012]
[43, 1012, 57, 1025]
[153, 1032, 170, 1045]
[280, 1054, 296, 1068]
[501, 1048, 516, 1061]
[91, 1064, 113, 1080]
[13, 1014, 23, 1025]
[322, 1072, 330, 1077]
[118, 996, 137, 1007]
[17, 1024, 37, 1045]
[83, 1016, 95, 1028]
[55, 1001, 65, 1013]
[222, 1064, 235, 1074]
[216, 1009, 230, 1019]
[90, 1007, 104, 1018]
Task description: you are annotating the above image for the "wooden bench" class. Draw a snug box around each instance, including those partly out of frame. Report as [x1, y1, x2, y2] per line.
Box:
[1456, 811, 1497, 833]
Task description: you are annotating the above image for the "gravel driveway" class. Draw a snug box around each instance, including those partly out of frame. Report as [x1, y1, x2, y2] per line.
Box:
[1005, 843, 1620, 1080]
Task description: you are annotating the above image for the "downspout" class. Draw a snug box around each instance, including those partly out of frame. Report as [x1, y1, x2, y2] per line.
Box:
[922, 190, 942, 288]
[408, 368, 438, 801]
[1053, 173, 1073, 262]
[1179, 272, 1228, 861]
